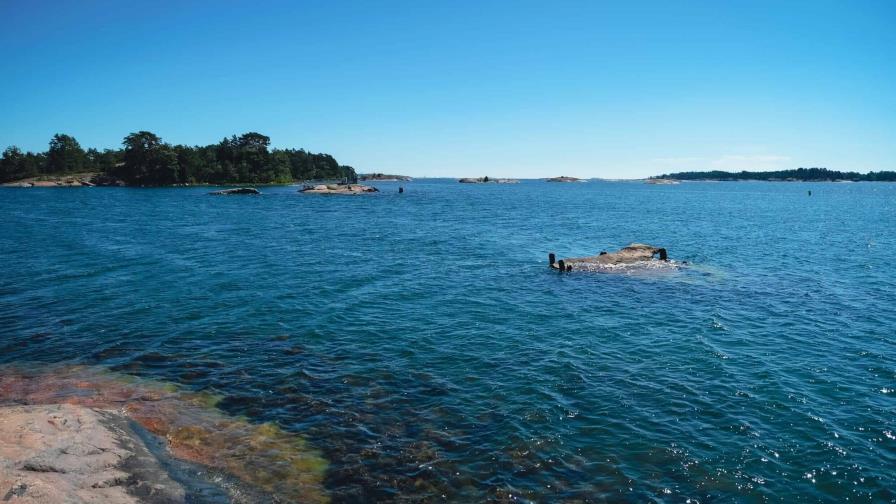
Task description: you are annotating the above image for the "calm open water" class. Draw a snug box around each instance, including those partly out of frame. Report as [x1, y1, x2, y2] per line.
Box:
[1, 180, 895, 502]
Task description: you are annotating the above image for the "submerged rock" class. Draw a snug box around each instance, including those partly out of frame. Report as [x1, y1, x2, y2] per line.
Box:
[209, 187, 261, 195]
[550, 243, 673, 272]
[300, 184, 378, 195]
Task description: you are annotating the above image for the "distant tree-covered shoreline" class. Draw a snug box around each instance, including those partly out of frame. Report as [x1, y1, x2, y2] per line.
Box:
[0, 132, 356, 185]
[653, 167, 896, 182]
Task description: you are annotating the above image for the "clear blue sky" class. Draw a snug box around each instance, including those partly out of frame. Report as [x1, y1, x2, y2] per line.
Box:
[1, 0, 894, 178]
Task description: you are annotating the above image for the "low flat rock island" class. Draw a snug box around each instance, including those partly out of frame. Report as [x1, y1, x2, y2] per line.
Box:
[300, 183, 379, 195]
[550, 243, 670, 272]
[458, 177, 519, 184]
[545, 176, 583, 182]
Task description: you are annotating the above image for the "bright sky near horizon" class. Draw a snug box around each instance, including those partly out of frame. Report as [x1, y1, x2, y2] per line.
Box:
[1, 1, 894, 179]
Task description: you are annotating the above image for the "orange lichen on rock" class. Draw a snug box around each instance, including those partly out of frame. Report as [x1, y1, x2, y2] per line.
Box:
[0, 364, 329, 503]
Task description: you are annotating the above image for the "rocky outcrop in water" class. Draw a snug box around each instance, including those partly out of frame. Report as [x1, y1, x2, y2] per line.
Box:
[300, 184, 378, 195]
[209, 187, 261, 195]
[545, 176, 583, 182]
[550, 243, 672, 272]
[458, 177, 519, 184]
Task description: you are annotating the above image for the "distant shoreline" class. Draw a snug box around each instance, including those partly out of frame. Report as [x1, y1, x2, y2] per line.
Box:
[5, 173, 896, 188]
[652, 167, 896, 182]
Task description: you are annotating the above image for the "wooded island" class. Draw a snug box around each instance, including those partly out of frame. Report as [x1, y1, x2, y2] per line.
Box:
[0, 132, 356, 186]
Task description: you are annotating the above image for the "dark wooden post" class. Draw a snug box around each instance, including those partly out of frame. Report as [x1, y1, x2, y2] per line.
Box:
[549, 253, 556, 266]
[557, 259, 565, 272]
[658, 248, 668, 261]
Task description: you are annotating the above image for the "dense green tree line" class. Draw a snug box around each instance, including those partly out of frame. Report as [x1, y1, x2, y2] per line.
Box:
[1, 132, 356, 185]
[655, 167, 896, 182]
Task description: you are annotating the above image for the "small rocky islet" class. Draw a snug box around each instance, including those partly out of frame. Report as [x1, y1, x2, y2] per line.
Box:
[458, 176, 519, 184]
[549, 243, 680, 273]
[545, 175, 584, 182]
[300, 183, 379, 195]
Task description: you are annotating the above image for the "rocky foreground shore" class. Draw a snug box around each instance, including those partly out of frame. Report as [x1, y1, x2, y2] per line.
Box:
[0, 404, 191, 503]
[0, 365, 328, 504]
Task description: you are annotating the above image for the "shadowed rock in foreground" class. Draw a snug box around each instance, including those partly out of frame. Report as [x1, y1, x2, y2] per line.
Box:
[550, 243, 670, 272]
[209, 187, 261, 195]
[0, 404, 187, 504]
[300, 183, 378, 195]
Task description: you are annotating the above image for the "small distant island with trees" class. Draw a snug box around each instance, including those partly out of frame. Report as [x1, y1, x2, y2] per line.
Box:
[358, 173, 412, 181]
[652, 167, 896, 182]
[0, 132, 356, 186]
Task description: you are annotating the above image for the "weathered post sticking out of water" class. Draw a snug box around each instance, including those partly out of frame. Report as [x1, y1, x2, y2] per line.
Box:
[399, 186, 404, 193]
[557, 260, 566, 272]
[549, 253, 556, 266]
[658, 248, 668, 261]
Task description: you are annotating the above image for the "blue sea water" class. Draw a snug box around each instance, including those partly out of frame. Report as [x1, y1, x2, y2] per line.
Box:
[1, 179, 895, 502]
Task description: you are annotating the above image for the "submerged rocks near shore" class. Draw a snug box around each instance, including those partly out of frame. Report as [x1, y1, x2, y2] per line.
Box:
[458, 177, 520, 184]
[550, 243, 678, 273]
[300, 183, 379, 195]
[209, 187, 261, 195]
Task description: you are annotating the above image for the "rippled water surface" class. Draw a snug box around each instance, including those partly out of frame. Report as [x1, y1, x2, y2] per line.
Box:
[1, 180, 895, 502]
